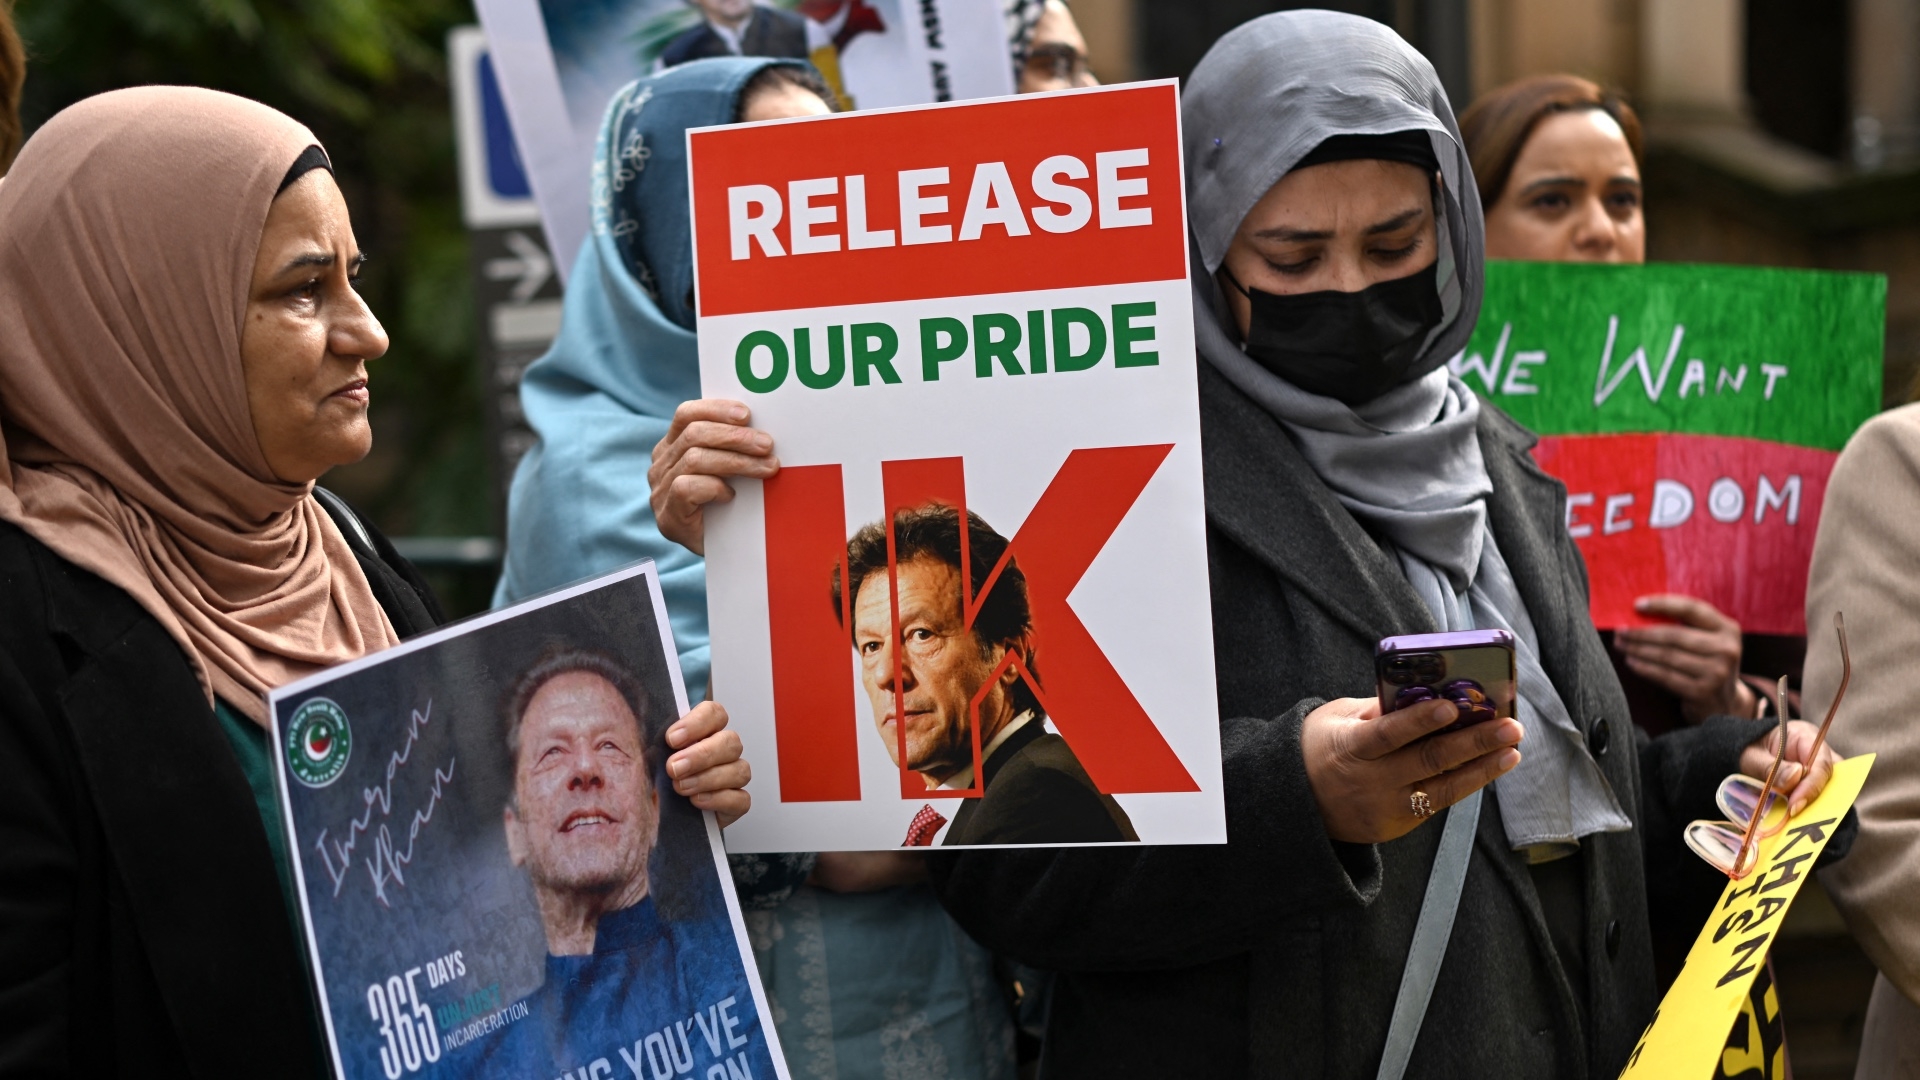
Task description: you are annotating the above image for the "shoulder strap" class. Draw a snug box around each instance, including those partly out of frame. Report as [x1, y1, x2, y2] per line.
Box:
[311, 485, 374, 551]
[1375, 787, 1484, 1080]
[311, 486, 446, 635]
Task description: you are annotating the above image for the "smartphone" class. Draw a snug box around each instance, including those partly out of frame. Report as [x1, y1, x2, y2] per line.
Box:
[1376, 629, 1517, 731]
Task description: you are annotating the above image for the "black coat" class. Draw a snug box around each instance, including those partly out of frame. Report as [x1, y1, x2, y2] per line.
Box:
[658, 5, 810, 68]
[0, 494, 441, 1077]
[943, 717, 1139, 846]
[929, 363, 1775, 1079]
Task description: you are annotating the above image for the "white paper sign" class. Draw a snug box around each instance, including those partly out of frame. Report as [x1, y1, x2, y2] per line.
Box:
[690, 82, 1227, 852]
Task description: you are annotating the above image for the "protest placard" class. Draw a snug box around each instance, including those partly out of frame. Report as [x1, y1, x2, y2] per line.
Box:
[270, 563, 786, 1080]
[1618, 754, 1874, 1080]
[690, 81, 1226, 852]
[1452, 262, 1884, 635]
[473, 0, 1013, 279]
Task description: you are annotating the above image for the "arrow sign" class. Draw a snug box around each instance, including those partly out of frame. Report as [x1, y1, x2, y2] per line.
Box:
[483, 229, 552, 303]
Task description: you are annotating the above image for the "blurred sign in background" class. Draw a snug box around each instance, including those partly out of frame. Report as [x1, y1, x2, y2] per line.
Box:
[448, 24, 555, 534]
[472, 0, 1015, 280]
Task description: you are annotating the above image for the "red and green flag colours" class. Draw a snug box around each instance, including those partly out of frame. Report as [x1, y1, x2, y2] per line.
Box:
[1456, 261, 1884, 634]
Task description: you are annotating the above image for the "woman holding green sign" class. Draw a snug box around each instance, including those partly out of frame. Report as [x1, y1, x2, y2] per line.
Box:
[920, 13, 1841, 1077]
[1460, 82, 1814, 1068]
[1460, 73, 1770, 734]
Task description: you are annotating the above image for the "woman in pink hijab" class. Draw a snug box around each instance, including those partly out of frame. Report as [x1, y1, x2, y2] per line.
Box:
[0, 87, 751, 1073]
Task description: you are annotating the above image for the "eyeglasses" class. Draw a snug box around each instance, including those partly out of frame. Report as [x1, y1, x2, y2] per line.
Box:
[1683, 612, 1849, 880]
[1023, 42, 1091, 86]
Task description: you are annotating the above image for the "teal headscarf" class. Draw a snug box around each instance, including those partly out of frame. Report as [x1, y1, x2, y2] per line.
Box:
[494, 57, 810, 694]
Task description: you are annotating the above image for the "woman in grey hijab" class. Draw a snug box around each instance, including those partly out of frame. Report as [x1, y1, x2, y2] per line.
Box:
[928, 11, 1843, 1078]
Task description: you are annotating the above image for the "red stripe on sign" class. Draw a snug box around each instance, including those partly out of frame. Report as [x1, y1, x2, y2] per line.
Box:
[1532, 434, 1837, 635]
[880, 457, 981, 800]
[689, 83, 1187, 317]
[998, 445, 1198, 794]
[763, 465, 862, 801]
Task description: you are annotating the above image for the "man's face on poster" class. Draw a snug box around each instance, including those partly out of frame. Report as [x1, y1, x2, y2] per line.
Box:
[694, 0, 754, 26]
[851, 555, 1019, 783]
[505, 672, 659, 898]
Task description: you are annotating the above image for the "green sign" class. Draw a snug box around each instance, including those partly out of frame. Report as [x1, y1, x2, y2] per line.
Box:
[1456, 262, 1884, 451]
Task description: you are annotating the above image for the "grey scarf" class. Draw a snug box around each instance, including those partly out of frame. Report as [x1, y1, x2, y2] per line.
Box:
[1184, 10, 1628, 856]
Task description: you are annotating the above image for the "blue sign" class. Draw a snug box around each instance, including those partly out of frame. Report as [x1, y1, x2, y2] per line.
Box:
[479, 52, 532, 201]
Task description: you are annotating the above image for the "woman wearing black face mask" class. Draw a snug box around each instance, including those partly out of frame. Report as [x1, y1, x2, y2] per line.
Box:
[1214, 128, 1450, 403]
[922, 12, 1848, 1079]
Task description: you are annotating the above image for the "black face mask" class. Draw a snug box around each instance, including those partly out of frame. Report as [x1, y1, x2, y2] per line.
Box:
[1225, 260, 1446, 405]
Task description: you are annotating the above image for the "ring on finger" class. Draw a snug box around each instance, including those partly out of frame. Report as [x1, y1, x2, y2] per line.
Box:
[1410, 790, 1434, 819]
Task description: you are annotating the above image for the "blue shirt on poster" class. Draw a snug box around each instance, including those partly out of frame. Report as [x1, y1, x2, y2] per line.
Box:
[473, 897, 772, 1077]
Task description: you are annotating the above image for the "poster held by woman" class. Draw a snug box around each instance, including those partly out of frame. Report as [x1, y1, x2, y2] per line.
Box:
[270, 563, 786, 1080]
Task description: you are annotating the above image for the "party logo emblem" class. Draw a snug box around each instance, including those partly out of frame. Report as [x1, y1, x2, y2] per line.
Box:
[286, 697, 352, 788]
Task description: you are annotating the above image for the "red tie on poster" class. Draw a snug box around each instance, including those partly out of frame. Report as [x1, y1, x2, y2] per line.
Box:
[902, 804, 947, 846]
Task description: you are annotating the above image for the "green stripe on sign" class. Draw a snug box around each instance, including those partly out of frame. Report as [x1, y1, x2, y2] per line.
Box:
[1456, 261, 1884, 451]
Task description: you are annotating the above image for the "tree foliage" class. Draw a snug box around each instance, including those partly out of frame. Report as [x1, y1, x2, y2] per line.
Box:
[15, 0, 491, 553]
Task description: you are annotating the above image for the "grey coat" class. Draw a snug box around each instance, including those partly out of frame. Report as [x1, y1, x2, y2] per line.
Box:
[929, 362, 1768, 1078]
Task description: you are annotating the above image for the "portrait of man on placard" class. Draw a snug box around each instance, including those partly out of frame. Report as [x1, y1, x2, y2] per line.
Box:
[656, 0, 888, 111]
[478, 645, 756, 1071]
[659, 0, 811, 67]
[658, 0, 885, 86]
[272, 562, 784, 1079]
[833, 502, 1138, 847]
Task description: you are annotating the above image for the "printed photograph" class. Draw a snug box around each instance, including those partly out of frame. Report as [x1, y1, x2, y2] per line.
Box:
[833, 501, 1139, 846]
[271, 565, 783, 1080]
[540, 0, 907, 135]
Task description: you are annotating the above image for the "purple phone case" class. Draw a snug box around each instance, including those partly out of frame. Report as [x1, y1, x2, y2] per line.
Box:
[1376, 629, 1517, 729]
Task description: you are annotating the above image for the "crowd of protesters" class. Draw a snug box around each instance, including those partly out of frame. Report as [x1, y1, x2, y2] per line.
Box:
[0, 2, 1911, 1077]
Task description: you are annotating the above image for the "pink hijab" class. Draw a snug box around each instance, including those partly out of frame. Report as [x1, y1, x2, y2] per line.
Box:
[0, 86, 400, 725]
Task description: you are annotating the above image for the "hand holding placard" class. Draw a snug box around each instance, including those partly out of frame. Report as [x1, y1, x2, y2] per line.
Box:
[1618, 753, 1873, 1079]
[649, 399, 779, 557]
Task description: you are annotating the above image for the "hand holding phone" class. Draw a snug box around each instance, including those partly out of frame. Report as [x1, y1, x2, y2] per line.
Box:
[1376, 630, 1518, 732]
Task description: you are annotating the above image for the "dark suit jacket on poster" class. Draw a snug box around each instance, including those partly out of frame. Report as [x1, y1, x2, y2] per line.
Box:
[942, 717, 1139, 846]
[0, 493, 441, 1076]
[659, 6, 809, 68]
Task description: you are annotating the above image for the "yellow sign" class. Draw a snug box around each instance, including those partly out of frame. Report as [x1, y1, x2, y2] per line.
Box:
[1619, 753, 1874, 1079]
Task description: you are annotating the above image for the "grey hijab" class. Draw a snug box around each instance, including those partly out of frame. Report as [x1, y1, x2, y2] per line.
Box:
[1185, 10, 1628, 857]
